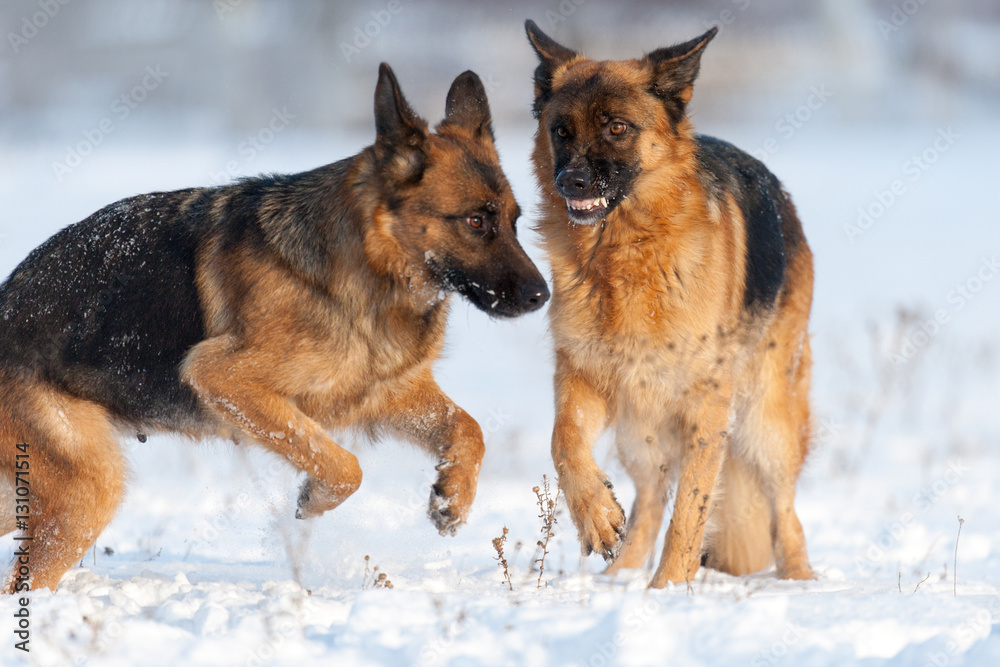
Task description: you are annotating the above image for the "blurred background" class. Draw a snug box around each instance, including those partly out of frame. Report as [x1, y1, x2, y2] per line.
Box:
[1, 0, 999, 587]
[2, 0, 999, 136]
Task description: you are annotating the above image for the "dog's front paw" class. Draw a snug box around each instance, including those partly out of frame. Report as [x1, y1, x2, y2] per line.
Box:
[428, 485, 461, 536]
[565, 474, 626, 561]
[427, 460, 477, 536]
[295, 477, 349, 519]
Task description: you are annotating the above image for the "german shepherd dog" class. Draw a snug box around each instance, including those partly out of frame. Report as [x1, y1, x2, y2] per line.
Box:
[0, 64, 549, 592]
[525, 21, 814, 586]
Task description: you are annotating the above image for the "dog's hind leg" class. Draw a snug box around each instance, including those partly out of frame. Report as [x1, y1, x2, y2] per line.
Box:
[737, 250, 815, 581]
[181, 337, 363, 520]
[1, 380, 127, 592]
[376, 370, 484, 536]
[722, 331, 813, 580]
[729, 398, 812, 580]
[758, 337, 813, 580]
[702, 454, 774, 576]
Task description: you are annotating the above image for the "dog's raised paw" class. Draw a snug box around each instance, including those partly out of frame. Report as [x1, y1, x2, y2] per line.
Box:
[295, 477, 318, 519]
[428, 484, 463, 536]
[295, 477, 341, 520]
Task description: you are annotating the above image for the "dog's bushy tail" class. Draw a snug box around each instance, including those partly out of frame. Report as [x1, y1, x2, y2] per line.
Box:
[703, 456, 774, 576]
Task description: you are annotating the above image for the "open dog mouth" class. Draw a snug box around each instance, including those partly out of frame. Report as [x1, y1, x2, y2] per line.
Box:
[566, 196, 608, 212]
[564, 196, 613, 224]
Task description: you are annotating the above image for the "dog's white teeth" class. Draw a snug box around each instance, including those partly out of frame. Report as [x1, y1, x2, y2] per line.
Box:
[566, 197, 609, 212]
[566, 197, 608, 212]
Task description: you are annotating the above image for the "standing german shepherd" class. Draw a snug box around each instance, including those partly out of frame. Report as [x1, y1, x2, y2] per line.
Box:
[525, 21, 814, 586]
[0, 64, 549, 592]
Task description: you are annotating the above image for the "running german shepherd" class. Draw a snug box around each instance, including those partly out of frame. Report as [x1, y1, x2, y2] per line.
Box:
[0, 64, 549, 592]
[525, 21, 814, 586]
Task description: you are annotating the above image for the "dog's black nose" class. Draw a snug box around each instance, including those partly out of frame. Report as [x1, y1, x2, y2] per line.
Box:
[556, 168, 591, 197]
[519, 280, 550, 312]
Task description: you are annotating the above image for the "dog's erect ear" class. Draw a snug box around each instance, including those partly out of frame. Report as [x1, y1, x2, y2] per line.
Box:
[374, 63, 428, 181]
[440, 70, 494, 142]
[524, 19, 579, 118]
[524, 19, 577, 69]
[646, 27, 717, 126]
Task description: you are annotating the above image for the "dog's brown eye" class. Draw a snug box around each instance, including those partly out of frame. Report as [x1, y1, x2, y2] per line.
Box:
[555, 127, 569, 139]
[467, 215, 484, 229]
[610, 121, 628, 136]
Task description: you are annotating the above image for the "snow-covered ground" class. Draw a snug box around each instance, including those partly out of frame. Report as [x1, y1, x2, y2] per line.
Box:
[1, 120, 998, 666]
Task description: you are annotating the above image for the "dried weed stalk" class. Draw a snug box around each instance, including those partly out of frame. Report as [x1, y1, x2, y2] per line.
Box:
[363, 554, 394, 589]
[492, 526, 513, 591]
[533, 474, 560, 589]
[954, 515, 965, 597]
